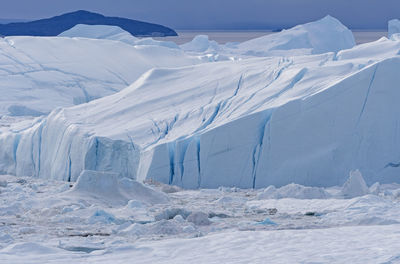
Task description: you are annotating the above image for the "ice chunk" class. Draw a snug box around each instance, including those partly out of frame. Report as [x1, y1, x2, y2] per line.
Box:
[149, 220, 184, 235]
[155, 208, 191, 221]
[256, 218, 278, 226]
[126, 200, 146, 208]
[341, 170, 369, 198]
[89, 209, 120, 224]
[160, 184, 181, 193]
[173, 214, 185, 223]
[388, 19, 400, 38]
[59, 24, 179, 49]
[120, 223, 146, 236]
[369, 182, 381, 195]
[186, 211, 211, 226]
[258, 183, 330, 199]
[72, 170, 121, 197]
[181, 35, 220, 52]
[59, 24, 139, 43]
[232, 15, 355, 56]
[69, 170, 168, 205]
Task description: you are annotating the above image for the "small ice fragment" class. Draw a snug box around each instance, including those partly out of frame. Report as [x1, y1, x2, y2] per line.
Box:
[256, 218, 278, 226]
[186, 212, 211, 226]
[341, 170, 369, 198]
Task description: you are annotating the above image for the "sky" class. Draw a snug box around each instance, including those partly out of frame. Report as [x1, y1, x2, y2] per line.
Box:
[0, 0, 398, 30]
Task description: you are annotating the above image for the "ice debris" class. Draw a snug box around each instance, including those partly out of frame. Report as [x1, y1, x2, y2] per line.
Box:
[341, 170, 369, 198]
[257, 184, 330, 199]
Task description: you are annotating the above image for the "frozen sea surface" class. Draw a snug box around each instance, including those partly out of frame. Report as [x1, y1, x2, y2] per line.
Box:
[1, 174, 400, 263]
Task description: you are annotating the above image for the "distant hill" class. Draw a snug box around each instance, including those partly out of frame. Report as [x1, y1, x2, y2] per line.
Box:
[0, 10, 177, 37]
[0, 19, 30, 24]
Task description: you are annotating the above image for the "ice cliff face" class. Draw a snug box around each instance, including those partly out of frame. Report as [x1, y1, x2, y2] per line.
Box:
[1, 16, 399, 188]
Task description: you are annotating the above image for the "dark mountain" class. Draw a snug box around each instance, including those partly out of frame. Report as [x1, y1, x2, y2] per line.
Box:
[0, 10, 177, 37]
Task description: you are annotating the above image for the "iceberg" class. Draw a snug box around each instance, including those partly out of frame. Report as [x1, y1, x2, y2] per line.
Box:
[233, 15, 355, 56]
[181, 15, 355, 58]
[59, 24, 180, 49]
[388, 19, 400, 38]
[1, 16, 398, 189]
[59, 24, 140, 43]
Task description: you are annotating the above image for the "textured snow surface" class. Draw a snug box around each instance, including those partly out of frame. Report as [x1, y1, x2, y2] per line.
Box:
[1, 174, 400, 263]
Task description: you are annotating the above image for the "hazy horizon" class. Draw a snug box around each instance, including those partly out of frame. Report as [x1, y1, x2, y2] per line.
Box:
[0, 0, 398, 30]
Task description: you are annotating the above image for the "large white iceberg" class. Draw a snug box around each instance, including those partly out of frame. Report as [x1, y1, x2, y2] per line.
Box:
[2, 35, 400, 188]
[1, 16, 398, 189]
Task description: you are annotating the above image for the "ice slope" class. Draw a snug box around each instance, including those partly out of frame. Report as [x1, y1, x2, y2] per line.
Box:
[181, 16, 355, 57]
[0, 36, 200, 116]
[2, 34, 400, 188]
[59, 24, 179, 49]
[388, 19, 400, 38]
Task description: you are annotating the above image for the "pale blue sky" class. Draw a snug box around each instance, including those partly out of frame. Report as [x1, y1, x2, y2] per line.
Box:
[0, 0, 398, 29]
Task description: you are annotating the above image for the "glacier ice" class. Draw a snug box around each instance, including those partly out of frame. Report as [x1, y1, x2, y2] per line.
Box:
[1, 16, 400, 190]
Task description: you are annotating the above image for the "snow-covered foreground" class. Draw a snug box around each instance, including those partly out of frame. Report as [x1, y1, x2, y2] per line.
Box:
[1, 173, 400, 263]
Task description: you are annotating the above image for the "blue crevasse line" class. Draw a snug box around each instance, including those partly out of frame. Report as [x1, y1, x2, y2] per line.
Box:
[357, 64, 378, 125]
